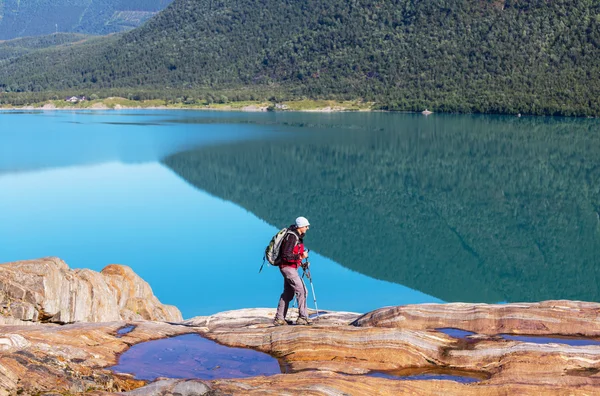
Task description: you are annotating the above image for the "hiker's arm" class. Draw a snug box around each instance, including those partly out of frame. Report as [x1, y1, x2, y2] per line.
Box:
[280, 234, 300, 262]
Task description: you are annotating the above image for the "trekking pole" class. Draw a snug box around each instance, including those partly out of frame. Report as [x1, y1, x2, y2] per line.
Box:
[302, 259, 319, 319]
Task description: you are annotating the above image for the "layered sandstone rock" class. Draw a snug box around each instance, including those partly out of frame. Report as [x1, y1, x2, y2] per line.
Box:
[1, 257, 599, 395]
[351, 300, 600, 336]
[0, 321, 191, 395]
[101, 264, 181, 323]
[0, 257, 181, 324]
[181, 305, 600, 395]
[135, 372, 598, 396]
[2, 304, 600, 395]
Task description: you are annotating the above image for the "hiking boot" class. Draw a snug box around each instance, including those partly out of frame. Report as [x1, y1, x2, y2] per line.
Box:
[273, 318, 288, 326]
[295, 316, 311, 326]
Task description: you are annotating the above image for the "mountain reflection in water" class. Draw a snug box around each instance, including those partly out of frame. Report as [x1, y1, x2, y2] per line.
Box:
[164, 114, 600, 304]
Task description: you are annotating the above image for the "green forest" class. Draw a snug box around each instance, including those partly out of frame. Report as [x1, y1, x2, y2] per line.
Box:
[0, 0, 172, 39]
[0, 33, 92, 62]
[163, 114, 600, 303]
[1, 0, 599, 116]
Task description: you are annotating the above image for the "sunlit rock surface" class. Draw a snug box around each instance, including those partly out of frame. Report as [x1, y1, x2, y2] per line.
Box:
[183, 307, 360, 330]
[352, 300, 600, 335]
[0, 257, 182, 324]
[0, 321, 192, 395]
[0, 259, 598, 395]
[1, 304, 600, 395]
[180, 305, 600, 395]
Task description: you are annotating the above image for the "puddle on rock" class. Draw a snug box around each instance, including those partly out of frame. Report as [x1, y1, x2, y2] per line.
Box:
[436, 328, 477, 338]
[116, 325, 136, 337]
[368, 367, 488, 383]
[500, 334, 600, 346]
[110, 333, 281, 380]
[437, 328, 600, 347]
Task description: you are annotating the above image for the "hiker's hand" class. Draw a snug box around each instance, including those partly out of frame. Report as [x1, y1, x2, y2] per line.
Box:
[301, 251, 309, 260]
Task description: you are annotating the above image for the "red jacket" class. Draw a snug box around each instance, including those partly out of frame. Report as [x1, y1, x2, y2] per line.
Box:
[279, 225, 305, 269]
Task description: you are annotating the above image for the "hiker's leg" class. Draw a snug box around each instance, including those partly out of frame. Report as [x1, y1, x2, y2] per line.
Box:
[282, 267, 307, 318]
[297, 279, 308, 319]
[275, 267, 295, 320]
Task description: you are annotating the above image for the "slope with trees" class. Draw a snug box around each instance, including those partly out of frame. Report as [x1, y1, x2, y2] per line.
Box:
[1, 0, 599, 116]
[0, 33, 91, 62]
[0, 0, 173, 40]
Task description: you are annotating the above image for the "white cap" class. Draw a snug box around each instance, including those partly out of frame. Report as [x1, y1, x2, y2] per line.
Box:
[295, 216, 310, 228]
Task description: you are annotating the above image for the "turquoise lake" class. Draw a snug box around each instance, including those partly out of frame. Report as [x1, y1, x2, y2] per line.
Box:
[0, 110, 598, 319]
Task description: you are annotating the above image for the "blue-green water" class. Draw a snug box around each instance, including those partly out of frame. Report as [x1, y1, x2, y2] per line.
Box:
[0, 110, 598, 319]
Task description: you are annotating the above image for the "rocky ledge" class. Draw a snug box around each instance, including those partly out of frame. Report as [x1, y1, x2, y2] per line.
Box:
[0, 258, 599, 395]
[0, 257, 181, 324]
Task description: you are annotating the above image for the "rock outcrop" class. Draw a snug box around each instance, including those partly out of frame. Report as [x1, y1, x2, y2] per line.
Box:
[0, 320, 190, 395]
[351, 300, 600, 336]
[1, 303, 600, 395]
[0, 257, 181, 324]
[1, 259, 599, 395]
[180, 304, 600, 395]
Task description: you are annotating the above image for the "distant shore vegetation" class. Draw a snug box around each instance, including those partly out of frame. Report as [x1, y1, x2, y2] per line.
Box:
[1, 0, 599, 117]
[0, 89, 596, 116]
[0, 90, 377, 112]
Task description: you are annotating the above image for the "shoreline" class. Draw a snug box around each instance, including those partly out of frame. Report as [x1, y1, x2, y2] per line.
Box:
[2, 101, 597, 118]
[0, 98, 378, 113]
[0, 106, 364, 113]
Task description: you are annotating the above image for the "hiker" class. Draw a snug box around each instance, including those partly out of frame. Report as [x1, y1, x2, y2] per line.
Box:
[273, 216, 311, 326]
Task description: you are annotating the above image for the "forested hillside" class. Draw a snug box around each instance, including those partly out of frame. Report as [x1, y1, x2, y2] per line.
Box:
[0, 0, 172, 40]
[1, 0, 599, 116]
[164, 114, 600, 303]
[0, 33, 91, 62]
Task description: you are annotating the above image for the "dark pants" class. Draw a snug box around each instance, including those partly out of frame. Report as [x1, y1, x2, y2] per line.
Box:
[275, 265, 307, 320]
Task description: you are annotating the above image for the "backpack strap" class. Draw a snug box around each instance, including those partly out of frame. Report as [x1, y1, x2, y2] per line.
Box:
[272, 231, 298, 266]
[286, 230, 299, 242]
[284, 230, 299, 251]
[280, 231, 299, 262]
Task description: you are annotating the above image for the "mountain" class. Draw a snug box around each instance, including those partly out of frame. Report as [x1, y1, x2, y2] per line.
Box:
[0, 0, 173, 40]
[163, 114, 600, 303]
[0, 33, 92, 62]
[1, 0, 599, 116]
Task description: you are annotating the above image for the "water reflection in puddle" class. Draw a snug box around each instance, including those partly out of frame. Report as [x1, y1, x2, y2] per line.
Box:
[368, 368, 486, 383]
[500, 335, 600, 346]
[436, 328, 476, 338]
[110, 334, 281, 380]
[437, 328, 600, 346]
[116, 325, 136, 338]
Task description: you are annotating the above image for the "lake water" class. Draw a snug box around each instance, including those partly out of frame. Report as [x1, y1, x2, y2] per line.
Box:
[0, 110, 598, 319]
